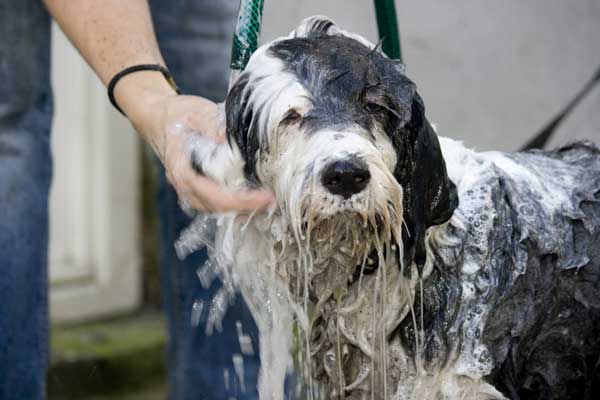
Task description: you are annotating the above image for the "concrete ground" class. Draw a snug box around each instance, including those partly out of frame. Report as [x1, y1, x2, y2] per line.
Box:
[49, 312, 167, 400]
[84, 382, 166, 400]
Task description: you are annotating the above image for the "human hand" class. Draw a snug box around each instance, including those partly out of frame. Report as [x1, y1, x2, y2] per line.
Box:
[115, 71, 274, 213]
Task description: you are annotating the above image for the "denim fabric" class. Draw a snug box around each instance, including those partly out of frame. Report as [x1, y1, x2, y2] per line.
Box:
[150, 1, 262, 399]
[0, 1, 53, 399]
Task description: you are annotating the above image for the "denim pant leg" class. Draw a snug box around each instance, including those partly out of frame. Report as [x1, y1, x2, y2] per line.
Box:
[149, 1, 261, 399]
[0, 1, 53, 400]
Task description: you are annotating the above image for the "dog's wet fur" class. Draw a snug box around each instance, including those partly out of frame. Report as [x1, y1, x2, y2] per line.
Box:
[189, 16, 600, 399]
[226, 22, 457, 270]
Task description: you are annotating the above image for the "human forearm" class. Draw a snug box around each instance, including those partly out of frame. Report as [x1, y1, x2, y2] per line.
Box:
[44, 0, 175, 149]
[43, 0, 273, 213]
[44, 0, 164, 85]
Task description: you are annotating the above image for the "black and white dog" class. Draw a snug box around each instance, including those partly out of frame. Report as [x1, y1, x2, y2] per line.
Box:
[182, 16, 600, 400]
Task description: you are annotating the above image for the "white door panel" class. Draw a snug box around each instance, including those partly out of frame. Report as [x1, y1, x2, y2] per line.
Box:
[49, 25, 141, 323]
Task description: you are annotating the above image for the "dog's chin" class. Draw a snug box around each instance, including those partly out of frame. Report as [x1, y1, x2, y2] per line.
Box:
[303, 208, 377, 258]
[292, 192, 403, 267]
[273, 172, 404, 299]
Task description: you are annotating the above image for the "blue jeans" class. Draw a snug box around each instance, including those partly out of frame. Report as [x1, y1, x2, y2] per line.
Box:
[0, 0, 53, 399]
[0, 0, 260, 399]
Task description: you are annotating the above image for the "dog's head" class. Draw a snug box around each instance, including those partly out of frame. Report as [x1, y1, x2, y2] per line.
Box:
[199, 16, 457, 268]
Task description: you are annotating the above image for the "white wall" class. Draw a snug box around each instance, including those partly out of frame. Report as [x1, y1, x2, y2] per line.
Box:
[261, 0, 600, 150]
[49, 26, 141, 323]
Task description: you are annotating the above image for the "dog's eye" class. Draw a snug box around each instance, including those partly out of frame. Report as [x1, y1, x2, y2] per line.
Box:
[365, 102, 386, 113]
[280, 109, 302, 126]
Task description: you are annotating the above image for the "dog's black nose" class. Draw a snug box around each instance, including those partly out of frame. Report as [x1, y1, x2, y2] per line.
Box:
[321, 159, 370, 199]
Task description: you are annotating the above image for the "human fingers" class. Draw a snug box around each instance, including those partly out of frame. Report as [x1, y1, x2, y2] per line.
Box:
[183, 173, 274, 214]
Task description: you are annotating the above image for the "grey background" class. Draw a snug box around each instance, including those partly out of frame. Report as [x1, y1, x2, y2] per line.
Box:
[260, 0, 600, 151]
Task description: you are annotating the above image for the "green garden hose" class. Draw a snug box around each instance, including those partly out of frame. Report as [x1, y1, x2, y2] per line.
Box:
[230, 0, 265, 72]
[229, 0, 402, 73]
[374, 0, 402, 61]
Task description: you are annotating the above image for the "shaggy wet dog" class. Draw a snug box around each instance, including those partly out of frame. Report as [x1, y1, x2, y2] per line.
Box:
[181, 16, 600, 400]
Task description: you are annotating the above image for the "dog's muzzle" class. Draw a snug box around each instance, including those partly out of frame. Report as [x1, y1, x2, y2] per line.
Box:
[321, 158, 371, 199]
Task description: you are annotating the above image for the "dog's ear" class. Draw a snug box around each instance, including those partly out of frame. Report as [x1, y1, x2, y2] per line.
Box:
[390, 95, 458, 269]
[188, 100, 246, 189]
[188, 74, 260, 189]
[224, 73, 263, 185]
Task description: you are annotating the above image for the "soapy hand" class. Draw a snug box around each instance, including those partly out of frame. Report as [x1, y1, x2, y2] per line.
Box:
[128, 91, 274, 214]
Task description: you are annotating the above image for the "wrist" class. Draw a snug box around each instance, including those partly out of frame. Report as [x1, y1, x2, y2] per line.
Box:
[113, 69, 177, 150]
[114, 69, 176, 116]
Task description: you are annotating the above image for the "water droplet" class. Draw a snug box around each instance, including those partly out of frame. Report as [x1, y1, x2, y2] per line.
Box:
[191, 300, 204, 327]
[223, 368, 230, 391]
[236, 321, 255, 356]
[233, 354, 246, 393]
